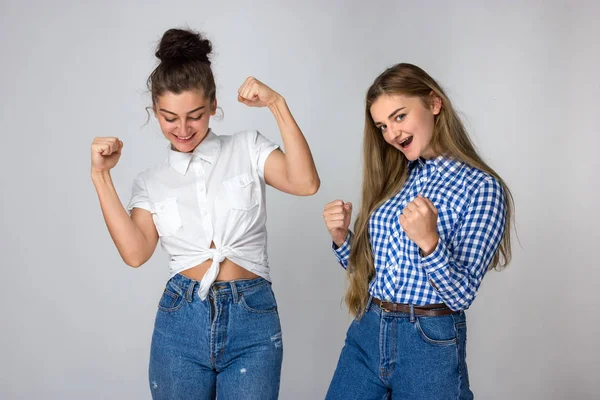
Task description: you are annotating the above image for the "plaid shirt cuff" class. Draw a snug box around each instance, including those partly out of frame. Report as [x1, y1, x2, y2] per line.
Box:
[420, 238, 450, 277]
[332, 231, 354, 269]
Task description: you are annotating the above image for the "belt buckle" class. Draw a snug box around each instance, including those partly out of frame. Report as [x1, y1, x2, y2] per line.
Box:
[379, 301, 392, 312]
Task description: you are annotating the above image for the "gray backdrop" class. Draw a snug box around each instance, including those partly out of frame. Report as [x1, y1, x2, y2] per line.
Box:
[1, 1, 599, 399]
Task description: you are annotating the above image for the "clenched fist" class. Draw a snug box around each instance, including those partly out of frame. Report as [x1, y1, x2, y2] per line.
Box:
[237, 77, 281, 108]
[399, 195, 439, 256]
[323, 200, 353, 246]
[91, 137, 123, 174]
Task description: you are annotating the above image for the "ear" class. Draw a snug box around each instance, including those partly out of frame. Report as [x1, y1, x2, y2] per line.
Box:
[152, 105, 159, 119]
[211, 98, 218, 116]
[429, 91, 442, 115]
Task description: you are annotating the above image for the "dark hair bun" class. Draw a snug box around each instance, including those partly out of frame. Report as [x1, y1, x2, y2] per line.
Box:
[155, 28, 212, 64]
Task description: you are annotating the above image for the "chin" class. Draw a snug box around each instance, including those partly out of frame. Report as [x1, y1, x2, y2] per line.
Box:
[394, 146, 417, 161]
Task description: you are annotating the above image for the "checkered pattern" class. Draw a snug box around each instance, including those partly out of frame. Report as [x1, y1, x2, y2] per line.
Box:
[333, 156, 506, 311]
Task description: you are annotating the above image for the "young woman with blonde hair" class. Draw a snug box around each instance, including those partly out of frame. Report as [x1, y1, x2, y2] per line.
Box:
[323, 63, 513, 399]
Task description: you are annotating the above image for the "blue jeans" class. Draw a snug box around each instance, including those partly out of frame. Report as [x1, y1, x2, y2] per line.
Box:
[148, 274, 283, 399]
[326, 298, 473, 400]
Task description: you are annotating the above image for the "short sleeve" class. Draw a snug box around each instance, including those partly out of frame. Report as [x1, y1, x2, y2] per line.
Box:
[126, 174, 152, 213]
[248, 130, 280, 178]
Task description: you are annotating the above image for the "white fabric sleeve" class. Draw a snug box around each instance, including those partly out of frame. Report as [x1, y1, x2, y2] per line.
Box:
[248, 130, 280, 178]
[126, 173, 152, 213]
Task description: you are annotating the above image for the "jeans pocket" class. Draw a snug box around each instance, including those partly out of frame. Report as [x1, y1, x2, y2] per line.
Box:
[415, 315, 458, 346]
[157, 280, 185, 312]
[239, 283, 278, 314]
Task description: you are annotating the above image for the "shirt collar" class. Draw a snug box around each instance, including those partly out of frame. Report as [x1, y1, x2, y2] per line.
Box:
[168, 129, 221, 175]
[407, 155, 438, 170]
[408, 154, 462, 179]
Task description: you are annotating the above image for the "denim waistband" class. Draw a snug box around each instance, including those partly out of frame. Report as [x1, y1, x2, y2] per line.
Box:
[168, 273, 270, 302]
[366, 296, 465, 323]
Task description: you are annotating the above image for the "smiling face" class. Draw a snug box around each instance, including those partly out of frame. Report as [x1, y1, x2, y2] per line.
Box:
[370, 93, 441, 161]
[154, 90, 216, 153]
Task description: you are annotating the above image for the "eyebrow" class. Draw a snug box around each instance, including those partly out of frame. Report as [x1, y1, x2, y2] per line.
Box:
[374, 107, 406, 125]
[158, 106, 206, 116]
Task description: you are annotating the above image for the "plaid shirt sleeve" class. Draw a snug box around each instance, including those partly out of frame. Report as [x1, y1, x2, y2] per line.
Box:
[332, 231, 354, 270]
[420, 177, 506, 311]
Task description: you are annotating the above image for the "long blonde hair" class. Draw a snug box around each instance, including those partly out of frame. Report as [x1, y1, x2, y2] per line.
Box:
[346, 63, 514, 317]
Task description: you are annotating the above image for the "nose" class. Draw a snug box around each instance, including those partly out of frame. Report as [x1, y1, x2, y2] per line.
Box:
[174, 118, 192, 134]
[387, 123, 402, 140]
[170, 118, 181, 133]
[183, 117, 195, 131]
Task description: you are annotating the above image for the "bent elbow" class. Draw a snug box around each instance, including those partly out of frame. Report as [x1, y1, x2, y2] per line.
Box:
[124, 260, 143, 268]
[450, 293, 476, 312]
[123, 254, 147, 268]
[301, 177, 321, 196]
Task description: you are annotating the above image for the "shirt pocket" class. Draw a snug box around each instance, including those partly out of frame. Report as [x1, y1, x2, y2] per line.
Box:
[223, 173, 259, 211]
[151, 197, 182, 237]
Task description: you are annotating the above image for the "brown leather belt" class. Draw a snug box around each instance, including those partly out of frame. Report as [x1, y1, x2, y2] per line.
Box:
[372, 298, 455, 316]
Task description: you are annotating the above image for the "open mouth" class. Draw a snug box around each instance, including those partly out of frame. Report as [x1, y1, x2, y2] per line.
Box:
[399, 136, 413, 149]
[173, 132, 196, 142]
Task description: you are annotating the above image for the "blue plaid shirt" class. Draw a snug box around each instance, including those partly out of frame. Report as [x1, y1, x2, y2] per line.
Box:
[333, 156, 506, 311]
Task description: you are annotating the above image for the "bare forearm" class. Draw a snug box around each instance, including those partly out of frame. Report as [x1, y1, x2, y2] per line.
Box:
[91, 171, 154, 267]
[268, 96, 320, 193]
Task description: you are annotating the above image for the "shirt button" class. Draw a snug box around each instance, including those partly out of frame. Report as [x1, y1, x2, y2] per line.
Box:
[201, 209, 208, 215]
[199, 187, 205, 193]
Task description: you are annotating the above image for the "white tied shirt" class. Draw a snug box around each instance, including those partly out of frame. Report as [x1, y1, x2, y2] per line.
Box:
[127, 129, 279, 299]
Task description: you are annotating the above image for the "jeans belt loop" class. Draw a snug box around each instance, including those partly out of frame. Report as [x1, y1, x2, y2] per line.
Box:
[230, 281, 239, 304]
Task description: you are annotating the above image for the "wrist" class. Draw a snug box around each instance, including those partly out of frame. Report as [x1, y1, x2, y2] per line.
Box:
[91, 169, 112, 183]
[333, 231, 349, 248]
[419, 233, 439, 257]
[267, 93, 285, 109]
